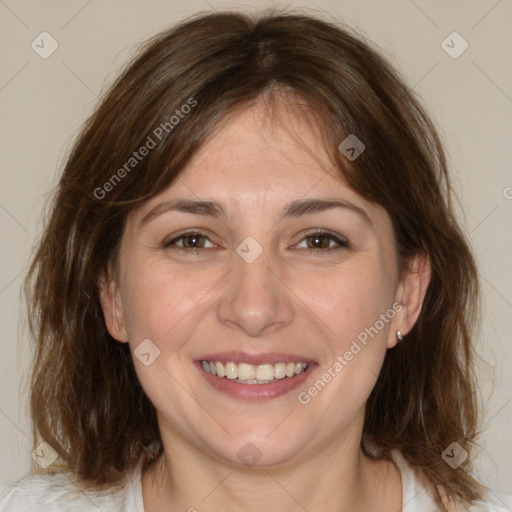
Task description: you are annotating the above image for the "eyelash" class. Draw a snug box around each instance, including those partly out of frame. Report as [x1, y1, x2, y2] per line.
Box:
[163, 229, 349, 253]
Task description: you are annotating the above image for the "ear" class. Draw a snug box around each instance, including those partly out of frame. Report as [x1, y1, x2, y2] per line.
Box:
[387, 254, 431, 349]
[97, 269, 129, 343]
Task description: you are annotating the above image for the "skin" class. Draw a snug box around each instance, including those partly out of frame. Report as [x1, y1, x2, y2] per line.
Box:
[100, 97, 431, 512]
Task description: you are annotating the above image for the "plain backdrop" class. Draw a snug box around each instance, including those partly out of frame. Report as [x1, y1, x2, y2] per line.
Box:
[1, 0, 511, 496]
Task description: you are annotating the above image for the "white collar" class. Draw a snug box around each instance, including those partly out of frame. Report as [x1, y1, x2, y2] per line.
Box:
[390, 449, 442, 510]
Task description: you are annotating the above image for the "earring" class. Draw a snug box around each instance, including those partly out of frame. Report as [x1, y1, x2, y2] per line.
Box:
[396, 330, 403, 341]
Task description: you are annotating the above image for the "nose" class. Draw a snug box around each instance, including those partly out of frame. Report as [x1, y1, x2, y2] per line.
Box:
[216, 247, 295, 338]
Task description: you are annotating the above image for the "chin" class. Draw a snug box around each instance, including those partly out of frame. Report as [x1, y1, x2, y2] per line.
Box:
[204, 426, 308, 469]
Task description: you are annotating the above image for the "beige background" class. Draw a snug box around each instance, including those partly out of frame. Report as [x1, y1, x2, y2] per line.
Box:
[1, 0, 511, 496]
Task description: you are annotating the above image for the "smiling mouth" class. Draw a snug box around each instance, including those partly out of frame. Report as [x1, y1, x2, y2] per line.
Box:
[200, 360, 309, 384]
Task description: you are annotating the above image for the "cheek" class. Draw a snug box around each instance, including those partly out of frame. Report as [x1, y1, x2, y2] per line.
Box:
[117, 263, 215, 420]
[120, 258, 224, 344]
[296, 257, 396, 348]
[293, 263, 396, 421]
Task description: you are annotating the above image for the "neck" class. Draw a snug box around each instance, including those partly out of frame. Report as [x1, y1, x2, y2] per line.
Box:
[142, 429, 402, 512]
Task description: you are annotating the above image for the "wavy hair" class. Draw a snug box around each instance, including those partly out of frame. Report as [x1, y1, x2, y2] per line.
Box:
[25, 10, 481, 505]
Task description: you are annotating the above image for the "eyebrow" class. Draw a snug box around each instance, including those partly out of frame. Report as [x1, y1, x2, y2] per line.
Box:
[141, 198, 371, 225]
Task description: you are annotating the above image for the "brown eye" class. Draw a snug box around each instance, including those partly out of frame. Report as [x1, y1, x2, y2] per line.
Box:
[164, 232, 215, 250]
[181, 234, 206, 248]
[306, 234, 332, 249]
[296, 230, 349, 251]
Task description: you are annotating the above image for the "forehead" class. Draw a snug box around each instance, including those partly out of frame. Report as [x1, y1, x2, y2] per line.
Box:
[130, 97, 391, 234]
[174, 98, 347, 201]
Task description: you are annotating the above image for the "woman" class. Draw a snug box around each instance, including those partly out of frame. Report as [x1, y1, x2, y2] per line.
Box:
[1, 10, 510, 511]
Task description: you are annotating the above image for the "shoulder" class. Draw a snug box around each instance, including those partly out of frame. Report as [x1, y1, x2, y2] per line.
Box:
[0, 470, 138, 512]
[390, 449, 512, 512]
[444, 489, 512, 512]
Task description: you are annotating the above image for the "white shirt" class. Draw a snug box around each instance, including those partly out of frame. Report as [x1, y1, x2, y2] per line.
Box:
[1, 450, 511, 511]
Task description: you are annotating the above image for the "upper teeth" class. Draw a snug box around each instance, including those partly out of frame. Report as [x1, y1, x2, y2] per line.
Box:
[201, 361, 308, 382]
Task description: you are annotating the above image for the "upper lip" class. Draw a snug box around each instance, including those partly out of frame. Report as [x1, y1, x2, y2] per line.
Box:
[196, 351, 315, 366]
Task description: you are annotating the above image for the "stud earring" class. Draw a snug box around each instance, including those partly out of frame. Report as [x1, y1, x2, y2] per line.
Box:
[396, 330, 403, 341]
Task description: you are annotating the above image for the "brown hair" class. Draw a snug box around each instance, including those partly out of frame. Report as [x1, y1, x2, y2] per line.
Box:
[25, 9, 481, 504]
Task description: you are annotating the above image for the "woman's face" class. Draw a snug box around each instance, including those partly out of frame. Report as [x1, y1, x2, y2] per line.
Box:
[103, 99, 425, 468]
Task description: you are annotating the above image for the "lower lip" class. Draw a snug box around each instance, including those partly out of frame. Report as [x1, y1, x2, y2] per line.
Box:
[195, 362, 315, 401]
